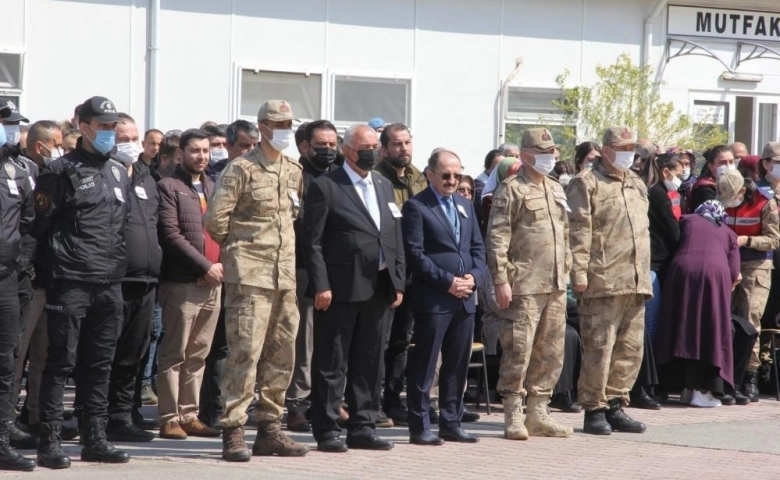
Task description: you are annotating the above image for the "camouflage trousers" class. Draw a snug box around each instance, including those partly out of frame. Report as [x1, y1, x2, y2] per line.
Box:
[733, 266, 771, 372]
[577, 294, 644, 411]
[496, 291, 566, 398]
[219, 283, 299, 428]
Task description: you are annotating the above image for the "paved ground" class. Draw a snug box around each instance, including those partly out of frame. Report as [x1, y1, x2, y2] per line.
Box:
[6, 392, 780, 479]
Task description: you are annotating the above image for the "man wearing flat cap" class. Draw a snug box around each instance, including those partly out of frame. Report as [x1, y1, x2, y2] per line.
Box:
[566, 126, 652, 436]
[205, 100, 308, 461]
[31, 96, 131, 468]
[487, 128, 573, 440]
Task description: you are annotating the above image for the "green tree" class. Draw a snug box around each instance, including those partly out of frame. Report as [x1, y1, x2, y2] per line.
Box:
[546, 53, 728, 161]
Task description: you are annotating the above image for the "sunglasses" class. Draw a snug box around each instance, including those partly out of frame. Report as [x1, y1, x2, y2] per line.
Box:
[431, 172, 463, 181]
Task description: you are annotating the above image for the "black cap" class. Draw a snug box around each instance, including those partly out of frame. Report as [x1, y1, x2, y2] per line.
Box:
[79, 96, 119, 124]
[0, 100, 29, 123]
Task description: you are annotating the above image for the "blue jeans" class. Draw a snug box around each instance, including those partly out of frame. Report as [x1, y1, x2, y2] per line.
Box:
[142, 302, 163, 383]
[644, 270, 661, 341]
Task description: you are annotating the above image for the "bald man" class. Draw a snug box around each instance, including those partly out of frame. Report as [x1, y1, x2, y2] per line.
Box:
[731, 142, 749, 159]
[304, 124, 406, 453]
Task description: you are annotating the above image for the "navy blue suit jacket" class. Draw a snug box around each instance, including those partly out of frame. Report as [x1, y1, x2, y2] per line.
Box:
[401, 187, 486, 314]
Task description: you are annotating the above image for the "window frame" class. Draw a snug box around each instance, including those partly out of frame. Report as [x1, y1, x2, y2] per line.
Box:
[0, 50, 25, 106]
[328, 70, 414, 130]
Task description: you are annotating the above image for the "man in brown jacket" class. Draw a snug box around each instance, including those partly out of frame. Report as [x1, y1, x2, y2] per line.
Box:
[156, 129, 223, 439]
[566, 126, 652, 436]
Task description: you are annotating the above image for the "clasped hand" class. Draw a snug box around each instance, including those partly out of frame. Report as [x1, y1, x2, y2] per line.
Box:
[448, 274, 475, 299]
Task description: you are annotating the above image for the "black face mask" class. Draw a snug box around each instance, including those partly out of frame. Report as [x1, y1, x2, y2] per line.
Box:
[355, 149, 379, 171]
[310, 147, 337, 170]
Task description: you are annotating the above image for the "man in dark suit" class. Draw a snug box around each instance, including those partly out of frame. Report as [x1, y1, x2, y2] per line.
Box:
[402, 149, 486, 446]
[303, 124, 405, 453]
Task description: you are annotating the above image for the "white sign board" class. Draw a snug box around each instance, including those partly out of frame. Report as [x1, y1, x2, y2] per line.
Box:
[668, 5, 780, 42]
[693, 103, 727, 125]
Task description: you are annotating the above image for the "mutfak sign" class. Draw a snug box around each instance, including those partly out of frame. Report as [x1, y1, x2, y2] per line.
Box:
[668, 5, 780, 42]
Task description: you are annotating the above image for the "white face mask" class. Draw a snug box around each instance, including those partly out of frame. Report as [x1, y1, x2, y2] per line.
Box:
[716, 164, 736, 179]
[663, 176, 682, 192]
[531, 153, 556, 176]
[113, 142, 143, 166]
[4, 125, 20, 146]
[681, 167, 691, 181]
[725, 196, 743, 208]
[268, 129, 292, 152]
[209, 147, 228, 166]
[612, 151, 635, 171]
[558, 174, 571, 186]
[771, 164, 780, 180]
[43, 144, 62, 165]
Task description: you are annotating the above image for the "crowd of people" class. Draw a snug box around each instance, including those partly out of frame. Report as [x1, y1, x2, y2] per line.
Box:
[0, 94, 779, 471]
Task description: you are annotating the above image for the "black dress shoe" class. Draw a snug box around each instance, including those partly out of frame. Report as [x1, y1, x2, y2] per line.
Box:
[429, 406, 440, 424]
[317, 437, 348, 453]
[438, 427, 478, 443]
[106, 422, 155, 442]
[715, 394, 736, 406]
[629, 388, 662, 410]
[409, 431, 444, 446]
[385, 405, 409, 426]
[461, 409, 480, 423]
[346, 434, 394, 450]
[550, 392, 582, 413]
[132, 410, 158, 431]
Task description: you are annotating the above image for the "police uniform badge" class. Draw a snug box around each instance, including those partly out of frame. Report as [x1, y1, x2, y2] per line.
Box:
[3, 162, 15, 179]
[111, 165, 121, 183]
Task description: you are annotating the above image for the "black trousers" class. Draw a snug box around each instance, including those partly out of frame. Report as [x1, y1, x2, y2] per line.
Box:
[107, 282, 155, 425]
[310, 271, 392, 442]
[199, 286, 227, 427]
[382, 296, 414, 408]
[0, 272, 20, 423]
[554, 324, 582, 394]
[17, 271, 33, 340]
[40, 280, 123, 422]
[407, 307, 474, 434]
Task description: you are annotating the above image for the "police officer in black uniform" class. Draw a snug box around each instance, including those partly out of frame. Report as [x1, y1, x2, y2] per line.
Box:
[0, 120, 37, 472]
[31, 96, 130, 469]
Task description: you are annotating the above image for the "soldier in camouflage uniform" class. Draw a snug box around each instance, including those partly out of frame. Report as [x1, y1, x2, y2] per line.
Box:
[487, 128, 573, 440]
[204, 100, 308, 461]
[566, 126, 652, 436]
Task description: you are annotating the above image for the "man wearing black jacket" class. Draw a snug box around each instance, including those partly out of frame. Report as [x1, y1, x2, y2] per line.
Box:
[31, 96, 131, 469]
[104, 114, 161, 442]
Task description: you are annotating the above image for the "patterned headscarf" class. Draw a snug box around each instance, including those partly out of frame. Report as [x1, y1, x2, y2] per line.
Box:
[695, 199, 727, 225]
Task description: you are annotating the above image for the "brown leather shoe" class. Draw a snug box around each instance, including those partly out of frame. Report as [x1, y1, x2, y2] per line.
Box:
[253, 422, 309, 457]
[180, 418, 221, 438]
[159, 421, 187, 440]
[286, 411, 311, 432]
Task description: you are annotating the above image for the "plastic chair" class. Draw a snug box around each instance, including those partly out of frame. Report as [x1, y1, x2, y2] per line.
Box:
[468, 342, 491, 415]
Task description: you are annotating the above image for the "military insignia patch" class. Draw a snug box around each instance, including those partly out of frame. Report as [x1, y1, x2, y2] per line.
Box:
[3, 162, 15, 179]
[35, 191, 51, 212]
[111, 165, 121, 183]
[621, 129, 632, 139]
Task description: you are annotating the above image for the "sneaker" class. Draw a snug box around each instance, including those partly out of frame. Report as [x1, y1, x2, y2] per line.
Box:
[690, 390, 721, 408]
[140, 383, 158, 406]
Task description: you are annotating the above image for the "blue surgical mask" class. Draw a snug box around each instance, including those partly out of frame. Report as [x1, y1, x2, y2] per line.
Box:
[86, 126, 116, 155]
[0, 124, 5, 146]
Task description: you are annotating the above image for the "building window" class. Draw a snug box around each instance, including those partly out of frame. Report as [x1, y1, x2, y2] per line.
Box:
[333, 76, 411, 125]
[240, 70, 322, 121]
[0, 53, 22, 90]
[504, 87, 574, 153]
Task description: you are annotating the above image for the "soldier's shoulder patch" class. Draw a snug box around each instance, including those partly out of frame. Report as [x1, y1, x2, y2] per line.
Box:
[35, 191, 51, 212]
[220, 176, 238, 187]
[758, 185, 775, 200]
[491, 196, 507, 208]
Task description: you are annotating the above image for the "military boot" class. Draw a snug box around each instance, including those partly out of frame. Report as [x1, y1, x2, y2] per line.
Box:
[604, 399, 646, 433]
[81, 416, 130, 463]
[501, 395, 528, 440]
[743, 372, 760, 402]
[5, 421, 37, 450]
[222, 426, 251, 462]
[583, 409, 611, 435]
[0, 422, 35, 471]
[37, 422, 71, 469]
[524, 396, 573, 437]
[253, 421, 309, 457]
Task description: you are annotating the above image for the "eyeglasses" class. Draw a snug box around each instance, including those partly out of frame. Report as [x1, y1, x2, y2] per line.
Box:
[431, 172, 463, 181]
[457, 186, 473, 194]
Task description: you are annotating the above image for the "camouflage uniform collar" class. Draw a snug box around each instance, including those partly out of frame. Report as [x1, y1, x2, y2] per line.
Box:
[593, 157, 626, 181]
[247, 145, 289, 170]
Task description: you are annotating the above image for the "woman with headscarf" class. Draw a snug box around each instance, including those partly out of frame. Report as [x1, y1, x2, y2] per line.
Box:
[654, 199, 746, 407]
